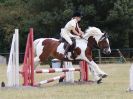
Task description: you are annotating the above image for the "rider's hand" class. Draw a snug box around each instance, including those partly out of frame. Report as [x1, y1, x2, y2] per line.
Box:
[79, 34, 83, 38]
[80, 31, 84, 35]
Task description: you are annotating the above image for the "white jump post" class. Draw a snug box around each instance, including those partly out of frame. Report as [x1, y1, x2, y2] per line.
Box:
[7, 29, 19, 87]
[64, 62, 74, 83]
[129, 64, 133, 91]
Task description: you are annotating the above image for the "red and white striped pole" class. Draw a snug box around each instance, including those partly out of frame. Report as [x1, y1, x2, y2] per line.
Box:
[35, 68, 80, 73]
[36, 74, 65, 86]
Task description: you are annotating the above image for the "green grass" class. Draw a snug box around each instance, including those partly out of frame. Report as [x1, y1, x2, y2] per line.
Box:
[0, 63, 133, 99]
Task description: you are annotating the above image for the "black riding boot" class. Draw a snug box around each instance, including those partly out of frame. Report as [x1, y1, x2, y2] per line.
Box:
[64, 43, 71, 56]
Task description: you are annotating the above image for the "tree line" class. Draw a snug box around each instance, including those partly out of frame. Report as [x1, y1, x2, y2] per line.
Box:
[0, 0, 133, 53]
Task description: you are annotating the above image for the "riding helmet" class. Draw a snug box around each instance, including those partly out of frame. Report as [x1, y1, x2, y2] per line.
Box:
[72, 12, 83, 17]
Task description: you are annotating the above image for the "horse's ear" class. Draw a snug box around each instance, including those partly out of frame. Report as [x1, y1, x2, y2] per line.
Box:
[103, 32, 107, 35]
[104, 32, 109, 38]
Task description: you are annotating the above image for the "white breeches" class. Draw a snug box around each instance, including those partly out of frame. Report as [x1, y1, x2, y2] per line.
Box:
[60, 29, 73, 45]
[60, 29, 79, 45]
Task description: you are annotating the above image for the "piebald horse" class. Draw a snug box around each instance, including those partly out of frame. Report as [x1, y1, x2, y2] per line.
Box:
[34, 27, 111, 83]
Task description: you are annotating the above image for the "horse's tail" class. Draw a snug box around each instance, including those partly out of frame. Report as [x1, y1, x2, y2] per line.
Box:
[33, 39, 40, 57]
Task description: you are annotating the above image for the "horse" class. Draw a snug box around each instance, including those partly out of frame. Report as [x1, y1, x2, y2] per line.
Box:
[34, 27, 111, 83]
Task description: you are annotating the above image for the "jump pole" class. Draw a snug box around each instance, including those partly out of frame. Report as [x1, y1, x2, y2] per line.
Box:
[36, 74, 65, 86]
[35, 68, 80, 73]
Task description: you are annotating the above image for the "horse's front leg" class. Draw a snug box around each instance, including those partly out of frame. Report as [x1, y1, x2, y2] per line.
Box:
[84, 48, 108, 78]
[89, 60, 108, 78]
[84, 58, 108, 83]
[80, 55, 101, 83]
[84, 56, 108, 79]
[89, 66, 102, 84]
[81, 54, 107, 83]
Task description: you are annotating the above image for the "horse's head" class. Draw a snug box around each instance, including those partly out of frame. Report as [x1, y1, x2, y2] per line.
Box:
[98, 32, 111, 54]
[83, 27, 111, 55]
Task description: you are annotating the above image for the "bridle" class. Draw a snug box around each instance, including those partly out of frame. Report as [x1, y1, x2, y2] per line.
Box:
[82, 33, 110, 49]
[97, 34, 110, 49]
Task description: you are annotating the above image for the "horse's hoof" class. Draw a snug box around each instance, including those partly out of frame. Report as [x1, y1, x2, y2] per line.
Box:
[59, 78, 64, 83]
[99, 74, 108, 78]
[97, 78, 102, 84]
[102, 74, 108, 78]
[1, 82, 5, 87]
[126, 88, 133, 92]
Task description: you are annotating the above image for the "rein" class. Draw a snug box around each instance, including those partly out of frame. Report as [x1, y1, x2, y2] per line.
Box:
[81, 37, 88, 41]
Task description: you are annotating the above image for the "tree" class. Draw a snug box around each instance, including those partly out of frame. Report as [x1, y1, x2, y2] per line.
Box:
[0, 0, 133, 53]
[106, 0, 133, 48]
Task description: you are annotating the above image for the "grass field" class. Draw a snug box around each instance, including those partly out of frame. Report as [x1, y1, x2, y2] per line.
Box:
[0, 63, 133, 99]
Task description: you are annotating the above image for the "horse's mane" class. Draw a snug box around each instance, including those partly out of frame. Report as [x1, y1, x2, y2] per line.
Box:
[84, 27, 103, 38]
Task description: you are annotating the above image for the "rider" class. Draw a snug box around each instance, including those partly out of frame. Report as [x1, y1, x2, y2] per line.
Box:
[60, 12, 84, 56]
